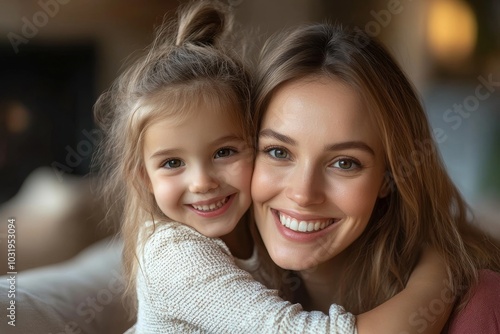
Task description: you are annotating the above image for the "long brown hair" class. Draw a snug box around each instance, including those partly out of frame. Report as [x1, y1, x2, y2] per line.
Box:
[92, 0, 252, 312]
[253, 23, 500, 314]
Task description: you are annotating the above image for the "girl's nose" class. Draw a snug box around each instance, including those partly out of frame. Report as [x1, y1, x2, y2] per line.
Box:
[188, 166, 219, 193]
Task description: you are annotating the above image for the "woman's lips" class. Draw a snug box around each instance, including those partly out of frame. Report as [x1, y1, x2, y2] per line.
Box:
[271, 208, 340, 242]
[278, 211, 335, 232]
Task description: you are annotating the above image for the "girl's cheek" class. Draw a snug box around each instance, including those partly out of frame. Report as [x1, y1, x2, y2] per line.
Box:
[155, 178, 181, 200]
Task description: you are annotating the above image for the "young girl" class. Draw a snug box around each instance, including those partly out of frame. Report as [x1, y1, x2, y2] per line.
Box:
[94, 1, 452, 333]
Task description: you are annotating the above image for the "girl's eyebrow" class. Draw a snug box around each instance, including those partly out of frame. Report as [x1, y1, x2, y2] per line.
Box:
[149, 148, 180, 160]
[259, 128, 375, 155]
[211, 135, 246, 146]
[149, 135, 245, 160]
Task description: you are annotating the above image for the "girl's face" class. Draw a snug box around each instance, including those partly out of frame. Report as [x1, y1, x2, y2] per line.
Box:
[252, 77, 388, 271]
[143, 102, 253, 238]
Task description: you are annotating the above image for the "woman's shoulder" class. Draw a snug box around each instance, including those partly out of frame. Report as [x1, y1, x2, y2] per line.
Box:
[447, 269, 500, 333]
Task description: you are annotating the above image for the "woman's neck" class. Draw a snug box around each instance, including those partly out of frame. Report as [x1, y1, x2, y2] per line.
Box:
[296, 252, 349, 313]
[220, 218, 253, 259]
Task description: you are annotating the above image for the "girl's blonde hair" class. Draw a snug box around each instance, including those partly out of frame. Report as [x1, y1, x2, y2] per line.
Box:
[253, 24, 500, 314]
[93, 0, 252, 312]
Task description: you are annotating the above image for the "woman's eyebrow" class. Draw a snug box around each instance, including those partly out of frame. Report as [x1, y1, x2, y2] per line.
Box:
[325, 141, 375, 155]
[258, 129, 296, 145]
[259, 128, 374, 155]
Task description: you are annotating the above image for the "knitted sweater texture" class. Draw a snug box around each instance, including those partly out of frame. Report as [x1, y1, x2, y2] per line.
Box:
[127, 221, 357, 333]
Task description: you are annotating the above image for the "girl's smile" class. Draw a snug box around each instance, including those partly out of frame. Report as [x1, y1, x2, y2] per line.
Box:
[187, 194, 235, 218]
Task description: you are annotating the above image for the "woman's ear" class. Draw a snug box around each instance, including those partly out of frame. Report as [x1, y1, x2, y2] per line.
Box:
[378, 173, 392, 198]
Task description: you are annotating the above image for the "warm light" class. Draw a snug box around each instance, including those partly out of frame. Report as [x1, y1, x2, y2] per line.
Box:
[427, 0, 477, 66]
[6, 102, 31, 134]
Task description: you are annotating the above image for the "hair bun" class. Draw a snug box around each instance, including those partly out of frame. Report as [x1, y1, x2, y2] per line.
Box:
[175, 0, 230, 47]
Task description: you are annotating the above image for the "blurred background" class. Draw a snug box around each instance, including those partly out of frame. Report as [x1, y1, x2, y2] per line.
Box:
[0, 0, 499, 271]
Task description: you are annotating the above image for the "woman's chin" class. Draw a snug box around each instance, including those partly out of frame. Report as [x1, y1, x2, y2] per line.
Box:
[269, 251, 317, 271]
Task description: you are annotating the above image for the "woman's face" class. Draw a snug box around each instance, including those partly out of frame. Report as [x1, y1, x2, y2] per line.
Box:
[252, 76, 388, 271]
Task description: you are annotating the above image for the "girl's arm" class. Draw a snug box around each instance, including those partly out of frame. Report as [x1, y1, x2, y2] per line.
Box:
[356, 247, 452, 334]
[136, 222, 356, 333]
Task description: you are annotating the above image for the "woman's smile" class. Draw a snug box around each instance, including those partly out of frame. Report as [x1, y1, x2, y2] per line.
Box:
[274, 208, 338, 232]
[278, 211, 336, 233]
[272, 208, 342, 242]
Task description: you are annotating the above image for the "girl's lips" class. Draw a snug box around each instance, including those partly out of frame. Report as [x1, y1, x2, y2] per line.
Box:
[187, 194, 235, 218]
[190, 194, 230, 207]
[191, 196, 229, 211]
[271, 209, 340, 242]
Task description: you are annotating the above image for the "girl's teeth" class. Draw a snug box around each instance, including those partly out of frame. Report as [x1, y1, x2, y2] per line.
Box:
[278, 212, 334, 233]
[192, 197, 228, 212]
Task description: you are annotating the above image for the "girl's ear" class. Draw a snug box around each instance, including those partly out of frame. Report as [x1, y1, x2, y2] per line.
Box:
[139, 167, 153, 193]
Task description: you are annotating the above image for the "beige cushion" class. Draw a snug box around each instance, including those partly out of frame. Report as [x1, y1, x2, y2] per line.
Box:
[0, 167, 112, 271]
[0, 237, 133, 333]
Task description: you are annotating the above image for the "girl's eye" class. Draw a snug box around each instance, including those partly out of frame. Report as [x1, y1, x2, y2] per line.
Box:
[162, 159, 184, 169]
[214, 148, 236, 158]
[266, 147, 289, 159]
[332, 158, 360, 171]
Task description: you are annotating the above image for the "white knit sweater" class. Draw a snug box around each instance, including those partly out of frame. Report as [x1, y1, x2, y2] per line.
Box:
[125, 221, 357, 333]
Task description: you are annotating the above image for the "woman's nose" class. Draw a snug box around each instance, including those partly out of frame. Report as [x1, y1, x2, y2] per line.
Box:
[285, 164, 325, 207]
[188, 166, 219, 193]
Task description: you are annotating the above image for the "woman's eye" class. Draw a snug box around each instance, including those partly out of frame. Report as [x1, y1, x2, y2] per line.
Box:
[163, 159, 184, 169]
[332, 159, 359, 170]
[214, 148, 236, 158]
[267, 148, 288, 159]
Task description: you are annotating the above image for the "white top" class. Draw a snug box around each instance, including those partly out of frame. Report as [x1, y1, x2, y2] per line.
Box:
[126, 221, 357, 333]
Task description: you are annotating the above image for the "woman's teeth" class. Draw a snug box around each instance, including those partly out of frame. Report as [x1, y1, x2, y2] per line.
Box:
[192, 197, 228, 212]
[279, 212, 334, 232]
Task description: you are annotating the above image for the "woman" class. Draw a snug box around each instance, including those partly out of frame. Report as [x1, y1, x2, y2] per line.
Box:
[250, 23, 500, 333]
